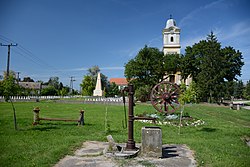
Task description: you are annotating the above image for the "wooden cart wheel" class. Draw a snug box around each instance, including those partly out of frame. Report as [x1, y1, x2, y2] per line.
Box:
[150, 81, 180, 113]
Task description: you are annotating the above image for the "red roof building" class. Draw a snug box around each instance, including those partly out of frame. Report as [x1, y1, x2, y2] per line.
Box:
[109, 78, 128, 90]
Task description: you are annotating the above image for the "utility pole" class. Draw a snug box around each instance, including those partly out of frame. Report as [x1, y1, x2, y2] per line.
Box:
[16, 72, 20, 84]
[1, 43, 18, 130]
[0, 43, 18, 78]
[70, 76, 76, 95]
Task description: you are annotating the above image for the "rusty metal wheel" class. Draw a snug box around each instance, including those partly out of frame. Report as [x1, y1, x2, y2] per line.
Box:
[150, 81, 180, 113]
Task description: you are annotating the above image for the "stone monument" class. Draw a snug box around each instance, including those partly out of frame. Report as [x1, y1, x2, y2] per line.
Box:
[93, 72, 103, 96]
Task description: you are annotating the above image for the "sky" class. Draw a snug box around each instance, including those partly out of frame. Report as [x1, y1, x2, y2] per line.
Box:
[0, 0, 250, 91]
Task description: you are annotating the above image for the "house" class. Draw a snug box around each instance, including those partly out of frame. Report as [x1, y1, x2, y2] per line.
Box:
[109, 78, 128, 90]
[18, 82, 42, 94]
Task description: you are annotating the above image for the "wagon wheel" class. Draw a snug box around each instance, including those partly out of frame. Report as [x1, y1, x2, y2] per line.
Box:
[150, 81, 180, 113]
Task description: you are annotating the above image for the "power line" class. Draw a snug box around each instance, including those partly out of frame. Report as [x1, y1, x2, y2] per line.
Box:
[0, 35, 71, 79]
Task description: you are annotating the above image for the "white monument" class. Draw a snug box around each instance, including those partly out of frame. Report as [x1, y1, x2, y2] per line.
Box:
[93, 72, 103, 96]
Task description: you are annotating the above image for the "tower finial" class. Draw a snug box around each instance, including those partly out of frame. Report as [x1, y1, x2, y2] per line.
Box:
[170, 14, 172, 19]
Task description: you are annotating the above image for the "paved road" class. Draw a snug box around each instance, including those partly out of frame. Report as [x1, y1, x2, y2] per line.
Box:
[243, 106, 250, 110]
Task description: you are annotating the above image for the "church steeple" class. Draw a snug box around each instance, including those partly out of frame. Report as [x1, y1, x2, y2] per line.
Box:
[163, 16, 181, 55]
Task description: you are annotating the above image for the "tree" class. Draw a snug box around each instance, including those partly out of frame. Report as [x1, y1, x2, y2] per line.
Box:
[107, 82, 120, 97]
[243, 80, 250, 99]
[0, 74, 20, 101]
[181, 32, 244, 102]
[134, 85, 151, 102]
[47, 77, 60, 89]
[23, 77, 34, 82]
[87, 66, 109, 91]
[163, 53, 182, 76]
[179, 81, 199, 104]
[88, 65, 100, 79]
[124, 45, 181, 101]
[58, 87, 69, 96]
[40, 86, 57, 96]
[233, 80, 244, 99]
[124, 46, 165, 88]
[80, 75, 95, 96]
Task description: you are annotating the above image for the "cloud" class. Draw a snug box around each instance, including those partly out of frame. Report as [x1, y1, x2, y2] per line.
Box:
[181, 35, 206, 50]
[218, 20, 250, 41]
[59, 67, 88, 72]
[100, 67, 124, 70]
[117, 47, 141, 58]
[59, 66, 124, 72]
[147, 35, 162, 47]
[179, 0, 225, 27]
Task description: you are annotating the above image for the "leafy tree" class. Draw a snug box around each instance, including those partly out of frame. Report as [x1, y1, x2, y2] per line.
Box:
[58, 87, 69, 96]
[107, 82, 120, 97]
[124, 45, 182, 101]
[87, 66, 109, 91]
[233, 80, 244, 99]
[179, 81, 199, 104]
[1, 74, 20, 101]
[47, 77, 60, 89]
[3, 71, 16, 79]
[88, 65, 100, 79]
[134, 85, 151, 102]
[221, 47, 244, 81]
[23, 77, 34, 82]
[181, 32, 244, 102]
[163, 53, 181, 75]
[243, 80, 250, 99]
[40, 86, 57, 96]
[59, 82, 64, 90]
[124, 46, 165, 88]
[80, 75, 95, 96]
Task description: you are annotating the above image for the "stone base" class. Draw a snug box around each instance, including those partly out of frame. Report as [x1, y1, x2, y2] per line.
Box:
[93, 89, 103, 96]
[141, 126, 162, 157]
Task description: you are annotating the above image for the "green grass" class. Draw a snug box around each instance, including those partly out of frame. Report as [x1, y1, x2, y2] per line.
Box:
[0, 102, 250, 167]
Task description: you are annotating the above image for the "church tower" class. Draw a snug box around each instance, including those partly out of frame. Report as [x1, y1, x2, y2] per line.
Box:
[162, 16, 192, 86]
[163, 16, 181, 55]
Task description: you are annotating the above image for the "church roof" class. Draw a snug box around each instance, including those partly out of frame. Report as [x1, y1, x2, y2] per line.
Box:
[165, 17, 180, 30]
[166, 19, 176, 28]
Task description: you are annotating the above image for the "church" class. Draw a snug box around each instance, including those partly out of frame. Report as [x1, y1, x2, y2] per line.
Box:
[110, 16, 191, 88]
[163, 16, 192, 86]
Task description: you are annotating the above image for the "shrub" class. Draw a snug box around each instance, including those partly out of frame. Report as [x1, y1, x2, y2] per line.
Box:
[135, 85, 151, 102]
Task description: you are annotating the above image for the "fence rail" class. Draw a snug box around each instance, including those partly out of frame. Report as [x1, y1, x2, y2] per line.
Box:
[0, 96, 127, 105]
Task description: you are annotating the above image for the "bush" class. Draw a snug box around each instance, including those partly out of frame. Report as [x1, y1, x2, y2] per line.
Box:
[179, 81, 198, 104]
[135, 85, 151, 102]
[40, 86, 58, 96]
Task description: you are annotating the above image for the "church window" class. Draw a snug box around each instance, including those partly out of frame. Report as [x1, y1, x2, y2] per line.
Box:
[170, 36, 174, 42]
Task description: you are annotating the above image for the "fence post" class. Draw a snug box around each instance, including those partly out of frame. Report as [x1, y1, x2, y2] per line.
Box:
[237, 104, 240, 110]
[33, 107, 40, 125]
[230, 101, 233, 110]
[79, 110, 85, 126]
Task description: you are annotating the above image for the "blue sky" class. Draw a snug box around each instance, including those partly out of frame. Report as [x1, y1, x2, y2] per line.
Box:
[0, 0, 249, 91]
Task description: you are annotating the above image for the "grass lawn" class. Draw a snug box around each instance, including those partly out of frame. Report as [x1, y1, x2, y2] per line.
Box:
[0, 101, 250, 167]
